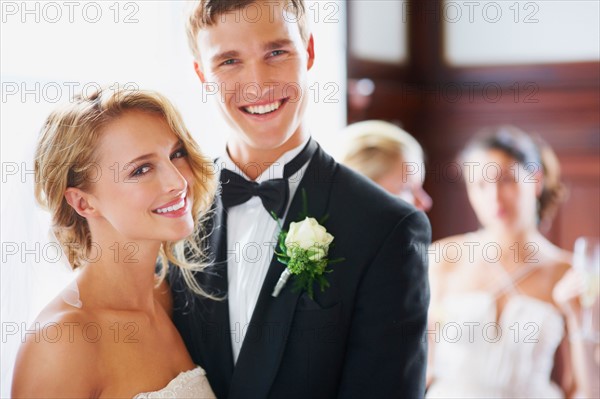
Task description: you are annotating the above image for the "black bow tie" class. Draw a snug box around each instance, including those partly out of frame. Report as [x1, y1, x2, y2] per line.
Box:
[220, 138, 318, 218]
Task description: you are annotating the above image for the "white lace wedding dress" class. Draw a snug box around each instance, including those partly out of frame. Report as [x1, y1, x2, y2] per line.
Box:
[133, 367, 216, 399]
[427, 264, 566, 398]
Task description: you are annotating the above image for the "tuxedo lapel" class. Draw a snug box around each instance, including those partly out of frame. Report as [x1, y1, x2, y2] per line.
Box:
[228, 145, 337, 398]
[200, 196, 235, 396]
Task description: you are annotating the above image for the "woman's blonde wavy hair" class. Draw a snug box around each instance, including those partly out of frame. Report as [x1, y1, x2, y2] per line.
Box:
[341, 120, 425, 182]
[34, 87, 218, 297]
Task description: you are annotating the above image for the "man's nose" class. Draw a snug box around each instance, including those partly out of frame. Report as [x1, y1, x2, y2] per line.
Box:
[243, 62, 272, 101]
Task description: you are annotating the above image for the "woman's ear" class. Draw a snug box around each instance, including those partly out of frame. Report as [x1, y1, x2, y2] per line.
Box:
[534, 170, 545, 198]
[64, 188, 96, 218]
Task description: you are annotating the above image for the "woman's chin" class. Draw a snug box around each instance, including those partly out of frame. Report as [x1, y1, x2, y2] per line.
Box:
[163, 222, 195, 242]
[487, 220, 520, 235]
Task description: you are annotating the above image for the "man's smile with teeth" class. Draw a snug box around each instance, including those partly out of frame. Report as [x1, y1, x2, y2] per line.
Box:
[242, 100, 283, 115]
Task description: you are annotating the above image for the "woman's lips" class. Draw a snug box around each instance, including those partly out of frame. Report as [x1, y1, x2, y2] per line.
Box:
[153, 196, 189, 218]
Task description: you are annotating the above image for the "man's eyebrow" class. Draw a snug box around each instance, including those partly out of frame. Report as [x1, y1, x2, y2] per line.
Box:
[264, 39, 294, 51]
[212, 50, 240, 64]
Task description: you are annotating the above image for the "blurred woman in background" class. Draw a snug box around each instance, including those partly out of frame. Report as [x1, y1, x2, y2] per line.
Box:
[427, 125, 574, 398]
[340, 120, 432, 212]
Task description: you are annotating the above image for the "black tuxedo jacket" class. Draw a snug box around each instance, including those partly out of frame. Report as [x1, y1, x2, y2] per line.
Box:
[168, 144, 431, 399]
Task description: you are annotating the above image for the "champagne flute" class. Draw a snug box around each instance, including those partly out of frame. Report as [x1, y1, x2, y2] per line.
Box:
[573, 236, 600, 341]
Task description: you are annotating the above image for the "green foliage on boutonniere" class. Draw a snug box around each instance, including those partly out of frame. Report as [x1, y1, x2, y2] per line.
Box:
[271, 190, 344, 299]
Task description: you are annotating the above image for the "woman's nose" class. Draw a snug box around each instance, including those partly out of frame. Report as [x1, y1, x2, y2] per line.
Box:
[414, 187, 433, 212]
[163, 162, 188, 194]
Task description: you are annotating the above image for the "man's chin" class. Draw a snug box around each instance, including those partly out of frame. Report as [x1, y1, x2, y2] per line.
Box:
[238, 131, 299, 151]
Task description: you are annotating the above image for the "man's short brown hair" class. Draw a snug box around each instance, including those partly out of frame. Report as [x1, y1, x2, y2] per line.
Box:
[186, 0, 310, 61]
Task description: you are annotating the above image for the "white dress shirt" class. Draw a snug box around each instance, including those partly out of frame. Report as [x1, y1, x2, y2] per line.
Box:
[218, 138, 310, 364]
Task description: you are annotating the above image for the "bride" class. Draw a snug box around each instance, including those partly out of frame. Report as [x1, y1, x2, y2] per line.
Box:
[427, 126, 575, 398]
[11, 88, 217, 398]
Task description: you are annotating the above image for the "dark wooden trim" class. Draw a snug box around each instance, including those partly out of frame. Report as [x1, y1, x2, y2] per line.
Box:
[347, 60, 409, 81]
[407, 0, 444, 82]
[444, 61, 600, 88]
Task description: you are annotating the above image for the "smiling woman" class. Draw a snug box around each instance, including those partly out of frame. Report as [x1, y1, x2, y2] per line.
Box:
[11, 87, 218, 398]
[33, 88, 217, 282]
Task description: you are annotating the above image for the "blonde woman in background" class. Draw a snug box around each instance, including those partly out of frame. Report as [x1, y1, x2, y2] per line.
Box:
[427, 126, 574, 398]
[12, 88, 217, 398]
[341, 120, 433, 212]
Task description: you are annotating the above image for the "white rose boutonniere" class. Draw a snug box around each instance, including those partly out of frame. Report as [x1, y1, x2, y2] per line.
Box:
[285, 217, 334, 261]
[271, 191, 343, 299]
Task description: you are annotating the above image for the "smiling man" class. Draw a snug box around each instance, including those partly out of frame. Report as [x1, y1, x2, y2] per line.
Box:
[167, 1, 432, 398]
[191, 0, 313, 176]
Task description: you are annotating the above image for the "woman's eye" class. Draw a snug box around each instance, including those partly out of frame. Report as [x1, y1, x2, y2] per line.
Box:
[170, 148, 187, 160]
[131, 165, 151, 177]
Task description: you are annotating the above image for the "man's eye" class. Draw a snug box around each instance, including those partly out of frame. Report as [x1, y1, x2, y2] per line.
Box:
[222, 59, 238, 66]
[170, 148, 188, 160]
[270, 50, 286, 57]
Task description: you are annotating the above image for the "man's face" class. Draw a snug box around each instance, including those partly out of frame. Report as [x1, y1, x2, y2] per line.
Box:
[194, 1, 314, 154]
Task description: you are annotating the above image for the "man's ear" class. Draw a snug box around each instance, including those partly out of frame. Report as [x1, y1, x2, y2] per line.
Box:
[64, 188, 96, 218]
[306, 34, 315, 71]
[194, 60, 206, 83]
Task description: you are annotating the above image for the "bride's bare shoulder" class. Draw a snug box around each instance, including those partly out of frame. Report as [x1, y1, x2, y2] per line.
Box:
[540, 241, 572, 279]
[430, 233, 476, 272]
[11, 294, 102, 398]
[428, 233, 477, 301]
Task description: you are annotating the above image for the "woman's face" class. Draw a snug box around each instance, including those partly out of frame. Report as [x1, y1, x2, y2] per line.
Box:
[85, 110, 196, 244]
[464, 148, 541, 234]
[376, 159, 433, 212]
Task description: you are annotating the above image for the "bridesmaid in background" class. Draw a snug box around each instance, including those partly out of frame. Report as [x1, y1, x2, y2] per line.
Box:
[340, 120, 433, 212]
[427, 126, 575, 398]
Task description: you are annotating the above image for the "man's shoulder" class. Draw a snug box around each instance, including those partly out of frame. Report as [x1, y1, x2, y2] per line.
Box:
[328, 159, 418, 219]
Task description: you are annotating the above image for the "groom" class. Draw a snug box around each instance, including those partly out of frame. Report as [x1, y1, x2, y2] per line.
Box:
[168, 1, 431, 398]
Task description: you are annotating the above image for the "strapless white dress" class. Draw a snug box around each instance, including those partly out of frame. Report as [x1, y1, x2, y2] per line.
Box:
[427, 291, 565, 398]
[133, 367, 216, 399]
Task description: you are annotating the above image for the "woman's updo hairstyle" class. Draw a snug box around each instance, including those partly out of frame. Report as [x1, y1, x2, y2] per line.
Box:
[459, 125, 567, 229]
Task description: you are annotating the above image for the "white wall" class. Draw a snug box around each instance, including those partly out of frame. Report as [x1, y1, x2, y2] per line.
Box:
[444, 0, 600, 65]
[350, 0, 408, 64]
